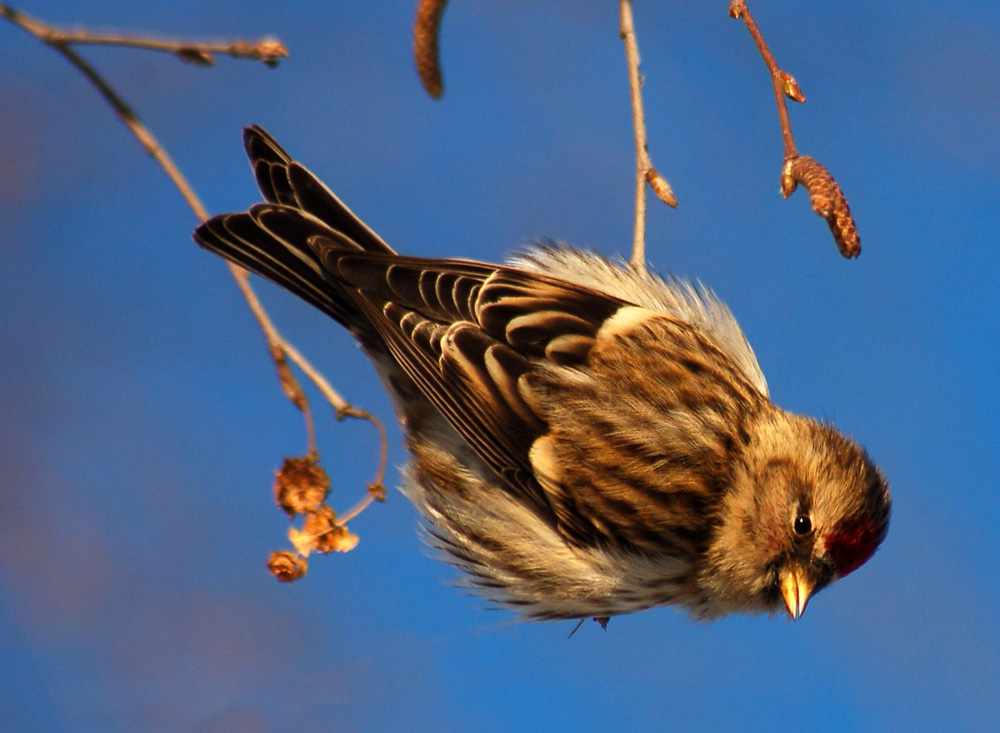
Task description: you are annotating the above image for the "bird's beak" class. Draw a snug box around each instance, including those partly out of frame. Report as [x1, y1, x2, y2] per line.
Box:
[780, 566, 814, 620]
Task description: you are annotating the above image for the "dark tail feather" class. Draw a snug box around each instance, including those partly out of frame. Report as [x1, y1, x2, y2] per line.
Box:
[193, 126, 394, 339]
[241, 126, 393, 256]
[195, 207, 361, 326]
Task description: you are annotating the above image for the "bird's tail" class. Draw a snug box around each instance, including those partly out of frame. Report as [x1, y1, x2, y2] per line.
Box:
[194, 125, 393, 338]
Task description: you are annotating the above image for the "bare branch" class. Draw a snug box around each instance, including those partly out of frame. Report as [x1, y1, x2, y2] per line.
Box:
[0, 5, 286, 67]
[619, 0, 677, 270]
[1, 3, 390, 568]
[728, 0, 800, 159]
[729, 0, 862, 258]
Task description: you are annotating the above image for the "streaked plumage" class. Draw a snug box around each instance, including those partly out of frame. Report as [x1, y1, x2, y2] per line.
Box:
[195, 126, 890, 621]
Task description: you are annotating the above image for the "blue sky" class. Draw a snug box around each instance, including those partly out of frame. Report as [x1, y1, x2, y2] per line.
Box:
[1, 1, 998, 730]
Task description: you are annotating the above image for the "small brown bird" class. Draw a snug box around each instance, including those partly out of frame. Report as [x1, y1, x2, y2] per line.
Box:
[195, 126, 890, 622]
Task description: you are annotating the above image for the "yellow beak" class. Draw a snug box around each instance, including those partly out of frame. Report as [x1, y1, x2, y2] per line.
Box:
[780, 566, 814, 620]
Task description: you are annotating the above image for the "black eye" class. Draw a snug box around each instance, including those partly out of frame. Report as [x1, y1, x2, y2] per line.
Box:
[794, 514, 812, 535]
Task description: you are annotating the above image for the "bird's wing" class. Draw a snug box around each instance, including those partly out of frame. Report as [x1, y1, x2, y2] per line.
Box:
[322, 247, 626, 539]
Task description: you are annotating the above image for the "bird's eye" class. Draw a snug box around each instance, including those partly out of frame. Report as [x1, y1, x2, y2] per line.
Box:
[794, 514, 812, 535]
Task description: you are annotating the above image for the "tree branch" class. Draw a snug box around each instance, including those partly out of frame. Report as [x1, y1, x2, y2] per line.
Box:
[1, 3, 387, 575]
[729, 0, 861, 258]
[619, 0, 677, 270]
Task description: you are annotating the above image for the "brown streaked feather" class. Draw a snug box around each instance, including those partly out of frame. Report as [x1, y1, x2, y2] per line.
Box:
[544, 334, 596, 365]
[351, 291, 556, 520]
[326, 251, 709, 544]
[524, 313, 768, 555]
[475, 270, 623, 355]
[329, 254, 496, 321]
[315, 247, 770, 554]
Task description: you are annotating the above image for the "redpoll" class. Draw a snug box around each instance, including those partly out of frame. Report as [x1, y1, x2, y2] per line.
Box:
[195, 127, 891, 622]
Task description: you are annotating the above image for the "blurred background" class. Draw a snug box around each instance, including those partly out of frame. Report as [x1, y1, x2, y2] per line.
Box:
[1, 1, 998, 730]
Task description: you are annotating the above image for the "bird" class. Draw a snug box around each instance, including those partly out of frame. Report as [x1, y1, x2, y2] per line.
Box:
[194, 126, 891, 623]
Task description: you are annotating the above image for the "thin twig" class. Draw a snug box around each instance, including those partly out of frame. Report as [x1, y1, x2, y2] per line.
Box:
[2, 4, 390, 547]
[619, 0, 677, 270]
[0, 5, 286, 67]
[729, 0, 862, 258]
[1, 3, 370, 438]
[0, 6, 307, 412]
[728, 0, 799, 158]
[337, 481, 386, 526]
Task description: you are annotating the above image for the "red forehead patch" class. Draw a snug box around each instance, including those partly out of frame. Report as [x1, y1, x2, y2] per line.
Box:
[824, 515, 886, 578]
